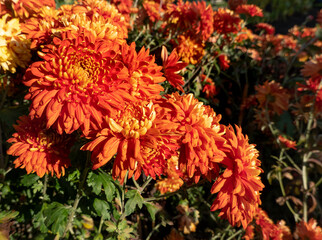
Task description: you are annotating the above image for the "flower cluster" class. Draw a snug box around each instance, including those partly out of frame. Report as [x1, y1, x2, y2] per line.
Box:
[3, 0, 270, 232]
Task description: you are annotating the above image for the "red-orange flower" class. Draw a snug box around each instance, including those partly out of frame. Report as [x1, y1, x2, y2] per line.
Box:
[161, 46, 187, 91]
[201, 75, 219, 100]
[278, 136, 297, 150]
[235, 4, 263, 17]
[255, 80, 290, 115]
[301, 55, 322, 78]
[156, 156, 184, 194]
[218, 54, 230, 70]
[256, 23, 275, 35]
[175, 35, 205, 64]
[81, 100, 178, 183]
[23, 30, 133, 136]
[295, 218, 322, 240]
[7, 116, 73, 178]
[213, 8, 243, 35]
[164, 0, 214, 41]
[158, 93, 227, 183]
[210, 125, 264, 229]
[120, 42, 165, 100]
[1, 0, 56, 20]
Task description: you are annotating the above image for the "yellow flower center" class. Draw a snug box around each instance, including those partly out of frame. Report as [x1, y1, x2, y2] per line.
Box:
[108, 102, 156, 138]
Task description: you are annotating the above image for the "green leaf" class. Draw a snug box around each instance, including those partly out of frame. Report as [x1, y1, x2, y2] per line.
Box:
[21, 174, 39, 187]
[144, 202, 159, 221]
[105, 220, 117, 233]
[43, 202, 70, 236]
[124, 190, 143, 216]
[93, 198, 110, 220]
[87, 171, 116, 201]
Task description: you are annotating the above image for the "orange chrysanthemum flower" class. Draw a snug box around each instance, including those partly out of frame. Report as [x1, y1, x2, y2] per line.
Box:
[298, 76, 322, 114]
[164, 0, 214, 41]
[201, 75, 219, 100]
[211, 125, 264, 229]
[235, 4, 263, 17]
[213, 8, 243, 35]
[255, 80, 290, 115]
[71, 0, 129, 36]
[110, 0, 135, 22]
[82, 100, 177, 183]
[156, 156, 184, 194]
[21, 6, 63, 49]
[7, 116, 73, 178]
[256, 23, 275, 35]
[22, 0, 128, 49]
[142, 1, 162, 23]
[23, 30, 133, 135]
[1, 0, 56, 20]
[295, 218, 322, 240]
[175, 35, 205, 65]
[158, 93, 227, 183]
[120, 42, 165, 99]
[161, 46, 187, 91]
[218, 54, 230, 70]
[301, 55, 322, 78]
[244, 210, 292, 240]
[278, 136, 297, 150]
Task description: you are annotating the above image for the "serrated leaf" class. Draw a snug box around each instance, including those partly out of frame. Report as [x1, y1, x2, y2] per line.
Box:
[21, 174, 39, 187]
[93, 198, 110, 220]
[87, 171, 116, 201]
[144, 202, 159, 221]
[105, 220, 117, 233]
[43, 202, 70, 236]
[67, 169, 80, 182]
[124, 190, 143, 216]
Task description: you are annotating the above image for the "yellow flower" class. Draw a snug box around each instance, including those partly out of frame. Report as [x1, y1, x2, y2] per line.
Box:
[0, 14, 31, 73]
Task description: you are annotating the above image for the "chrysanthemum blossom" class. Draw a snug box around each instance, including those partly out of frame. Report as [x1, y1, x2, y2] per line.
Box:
[0, 14, 31, 73]
[175, 35, 205, 64]
[213, 8, 243, 35]
[164, 0, 214, 41]
[235, 4, 263, 17]
[161, 46, 187, 91]
[82, 101, 177, 183]
[121, 42, 166, 100]
[295, 218, 322, 240]
[159, 93, 227, 183]
[301, 55, 322, 78]
[255, 80, 290, 115]
[7, 116, 73, 178]
[23, 30, 134, 135]
[278, 136, 297, 150]
[156, 156, 184, 194]
[256, 23, 275, 35]
[210, 125, 264, 229]
[1, 0, 56, 20]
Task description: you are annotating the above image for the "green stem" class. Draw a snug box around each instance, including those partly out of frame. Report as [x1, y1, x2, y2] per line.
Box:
[146, 222, 162, 240]
[62, 152, 91, 238]
[119, 171, 129, 220]
[41, 174, 48, 202]
[140, 176, 152, 193]
[98, 216, 104, 234]
[277, 164, 300, 222]
[302, 80, 322, 222]
[226, 229, 244, 240]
